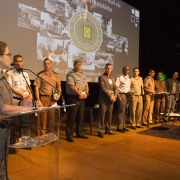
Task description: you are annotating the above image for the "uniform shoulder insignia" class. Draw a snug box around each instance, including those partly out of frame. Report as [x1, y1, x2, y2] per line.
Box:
[118, 74, 122, 77]
[37, 71, 44, 75]
[53, 71, 58, 74]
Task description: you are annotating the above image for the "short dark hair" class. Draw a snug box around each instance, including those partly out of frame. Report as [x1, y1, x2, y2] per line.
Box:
[0, 41, 7, 55]
[133, 67, 139, 71]
[43, 58, 52, 63]
[148, 69, 154, 73]
[74, 59, 82, 65]
[105, 63, 112, 68]
[13, 54, 23, 62]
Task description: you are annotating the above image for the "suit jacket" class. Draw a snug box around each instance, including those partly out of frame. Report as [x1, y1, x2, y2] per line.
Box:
[166, 78, 179, 99]
[98, 73, 118, 105]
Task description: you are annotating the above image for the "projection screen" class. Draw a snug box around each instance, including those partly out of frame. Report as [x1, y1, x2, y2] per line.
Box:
[0, 0, 140, 82]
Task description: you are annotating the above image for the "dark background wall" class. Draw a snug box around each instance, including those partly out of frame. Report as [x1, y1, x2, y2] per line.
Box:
[36, 0, 180, 108]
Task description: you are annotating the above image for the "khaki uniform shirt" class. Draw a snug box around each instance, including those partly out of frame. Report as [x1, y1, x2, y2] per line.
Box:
[6, 67, 31, 98]
[66, 70, 87, 95]
[144, 76, 155, 94]
[0, 72, 13, 112]
[155, 80, 167, 93]
[130, 76, 143, 95]
[34, 71, 60, 95]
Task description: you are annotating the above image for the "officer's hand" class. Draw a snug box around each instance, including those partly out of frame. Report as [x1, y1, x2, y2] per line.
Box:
[22, 93, 29, 99]
[78, 94, 85, 99]
[84, 94, 88, 99]
[36, 101, 43, 107]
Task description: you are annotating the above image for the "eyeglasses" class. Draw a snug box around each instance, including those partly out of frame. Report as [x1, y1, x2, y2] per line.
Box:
[0, 53, 11, 57]
[124, 69, 130, 70]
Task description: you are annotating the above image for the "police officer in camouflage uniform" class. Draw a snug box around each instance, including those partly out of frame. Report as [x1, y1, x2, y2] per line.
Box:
[66, 59, 89, 142]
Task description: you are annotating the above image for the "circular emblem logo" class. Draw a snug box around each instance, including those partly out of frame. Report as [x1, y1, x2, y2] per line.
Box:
[69, 11, 102, 53]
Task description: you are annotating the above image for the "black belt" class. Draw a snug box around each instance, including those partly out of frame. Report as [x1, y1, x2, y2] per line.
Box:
[68, 94, 78, 97]
[13, 97, 21, 100]
[40, 94, 52, 97]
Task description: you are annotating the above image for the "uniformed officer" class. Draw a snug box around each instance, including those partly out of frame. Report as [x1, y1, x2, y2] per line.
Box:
[34, 58, 61, 135]
[6, 54, 32, 153]
[97, 63, 117, 138]
[0, 41, 41, 180]
[6, 55, 32, 100]
[115, 66, 131, 133]
[66, 59, 89, 142]
[142, 69, 155, 125]
[154, 72, 167, 123]
[129, 67, 143, 129]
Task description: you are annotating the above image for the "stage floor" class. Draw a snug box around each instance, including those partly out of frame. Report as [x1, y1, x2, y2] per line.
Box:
[8, 116, 180, 180]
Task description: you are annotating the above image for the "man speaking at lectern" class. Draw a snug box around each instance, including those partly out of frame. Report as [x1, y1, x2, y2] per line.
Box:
[0, 41, 42, 180]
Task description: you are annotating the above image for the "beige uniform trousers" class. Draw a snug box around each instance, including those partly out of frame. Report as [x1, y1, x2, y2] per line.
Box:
[129, 95, 143, 127]
[38, 95, 56, 135]
[154, 94, 166, 120]
[142, 93, 154, 124]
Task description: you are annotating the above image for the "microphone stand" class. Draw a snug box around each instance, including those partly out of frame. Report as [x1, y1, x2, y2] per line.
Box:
[19, 68, 37, 111]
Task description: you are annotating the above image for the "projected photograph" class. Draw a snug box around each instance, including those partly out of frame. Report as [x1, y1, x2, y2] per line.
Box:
[94, 52, 114, 69]
[40, 11, 70, 39]
[18, 3, 40, 30]
[1, 0, 140, 82]
[37, 32, 65, 62]
[68, 45, 95, 70]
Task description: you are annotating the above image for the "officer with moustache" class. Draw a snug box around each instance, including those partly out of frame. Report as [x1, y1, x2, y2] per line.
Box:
[66, 59, 89, 142]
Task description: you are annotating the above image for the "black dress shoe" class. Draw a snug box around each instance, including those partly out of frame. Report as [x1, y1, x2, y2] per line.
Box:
[136, 126, 143, 128]
[123, 128, 129, 131]
[117, 129, 125, 133]
[142, 123, 147, 126]
[66, 138, 74, 142]
[13, 148, 17, 154]
[98, 133, 104, 138]
[105, 130, 116, 135]
[23, 147, 32, 150]
[76, 135, 88, 139]
[131, 126, 136, 130]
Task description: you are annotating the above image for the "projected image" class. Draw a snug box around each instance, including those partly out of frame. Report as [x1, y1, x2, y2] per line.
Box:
[37, 32, 65, 62]
[40, 12, 70, 39]
[95, 52, 114, 69]
[18, 4, 40, 30]
[116, 37, 128, 55]
[1, 0, 140, 82]
[68, 44, 95, 70]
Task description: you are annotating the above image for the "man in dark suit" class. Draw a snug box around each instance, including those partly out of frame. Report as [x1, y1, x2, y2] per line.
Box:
[97, 63, 117, 138]
[166, 72, 179, 113]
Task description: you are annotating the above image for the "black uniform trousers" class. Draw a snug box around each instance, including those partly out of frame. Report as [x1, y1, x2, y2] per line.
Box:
[66, 95, 85, 138]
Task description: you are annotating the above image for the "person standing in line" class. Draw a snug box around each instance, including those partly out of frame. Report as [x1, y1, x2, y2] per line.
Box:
[129, 67, 144, 130]
[34, 58, 61, 135]
[115, 66, 131, 133]
[142, 69, 155, 125]
[154, 72, 167, 123]
[97, 63, 117, 138]
[6, 54, 32, 153]
[166, 72, 179, 114]
[66, 59, 89, 142]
